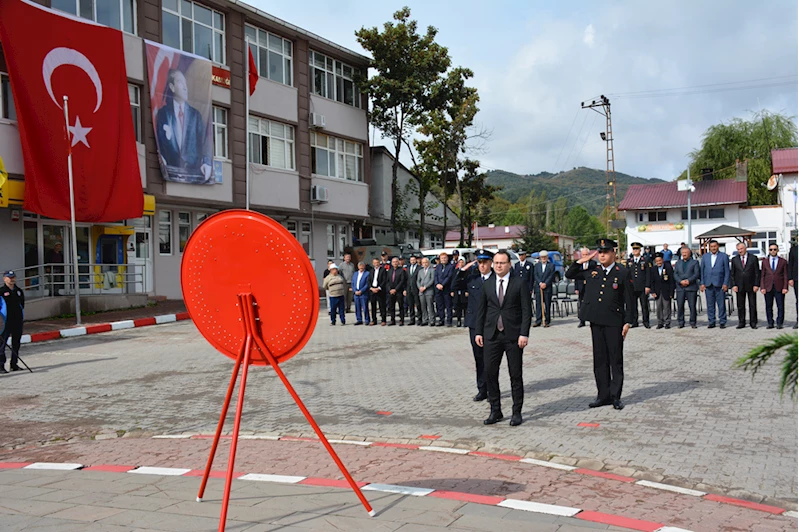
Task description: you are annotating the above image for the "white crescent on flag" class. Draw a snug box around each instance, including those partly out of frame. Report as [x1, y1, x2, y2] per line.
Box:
[42, 47, 103, 112]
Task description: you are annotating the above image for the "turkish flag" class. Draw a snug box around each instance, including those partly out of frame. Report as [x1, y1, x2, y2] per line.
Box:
[248, 47, 258, 96]
[0, 0, 143, 222]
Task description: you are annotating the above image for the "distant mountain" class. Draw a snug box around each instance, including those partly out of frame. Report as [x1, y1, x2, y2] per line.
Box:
[485, 167, 667, 217]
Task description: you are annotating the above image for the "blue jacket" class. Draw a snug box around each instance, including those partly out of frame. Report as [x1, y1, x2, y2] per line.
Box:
[673, 258, 700, 292]
[351, 270, 371, 295]
[464, 267, 491, 329]
[700, 252, 730, 288]
[434, 262, 454, 291]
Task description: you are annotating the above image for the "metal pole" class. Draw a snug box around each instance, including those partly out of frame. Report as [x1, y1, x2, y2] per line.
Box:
[687, 168, 692, 256]
[63, 96, 82, 325]
[244, 40, 250, 211]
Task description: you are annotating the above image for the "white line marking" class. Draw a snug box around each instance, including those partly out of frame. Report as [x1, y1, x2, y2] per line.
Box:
[636, 480, 706, 497]
[238, 474, 305, 484]
[24, 463, 83, 471]
[498, 499, 581, 517]
[362, 484, 434, 496]
[60, 327, 87, 338]
[520, 458, 577, 471]
[327, 440, 373, 446]
[655, 527, 696, 532]
[110, 320, 135, 330]
[419, 447, 470, 455]
[127, 467, 191, 476]
[783, 510, 798, 518]
[239, 435, 281, 440]
[155, 314, 177, 324]
[152, 435, 193, 439]
[20, 335, 31, 344]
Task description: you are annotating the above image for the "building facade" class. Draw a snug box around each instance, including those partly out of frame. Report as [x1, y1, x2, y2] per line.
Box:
[0, 0, 370, 301]
[445, 225, 575, 255]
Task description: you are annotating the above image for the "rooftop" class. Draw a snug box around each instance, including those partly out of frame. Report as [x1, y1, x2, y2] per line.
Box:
[618, 179, 747, 211]
[445, 226, 573, 241]
[772, 148, 798, 175]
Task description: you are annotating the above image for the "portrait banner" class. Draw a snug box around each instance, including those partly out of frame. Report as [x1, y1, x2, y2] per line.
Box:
[145, 41, 219, 185]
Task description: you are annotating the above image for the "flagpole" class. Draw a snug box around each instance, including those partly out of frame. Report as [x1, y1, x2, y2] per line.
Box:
[244, 39, 250, 211]
[63, 96, 82, 326]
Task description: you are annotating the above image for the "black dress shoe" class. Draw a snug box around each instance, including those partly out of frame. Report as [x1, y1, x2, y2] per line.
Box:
[532, 323, 541, 328]
[446, 323, 453, 327]
[409, 320, 416, 326]
[708, 323, 716, 329]
[665, 324, 671, 329]
[630, 323, 639, 328]
[751, 324, 758, 329]
[473, 392, 487, 402]
[777, 324, 784, 329]
[10, 366, 21, 372]
[644, 323, 651, 329]
[719, 323, 726, 329]
[510, 413, 522, 426]
[589, 398, 611, 408]
[578, 322, 585, 328]
[388, 322, 396, 326]
[691, 324, 697, 329]
[483, 411, 504, 425]
[418, 322, 426, 327]
[613, 400, 625, 410]
[0, 367, 7, 374]
[678, 324, 685, 329]
[736, 323, 745, 329]
[437, 322, 445, 327]
[399, 321, 405, 326]
[656, 324, 663, 329]
[767, 324, 775, 329]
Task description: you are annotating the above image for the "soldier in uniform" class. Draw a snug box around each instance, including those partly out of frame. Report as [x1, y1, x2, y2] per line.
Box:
[574, 246, 598, 328]
[566, 239, 634, 410]
[512, 251, 534, 293]
[0, 270, 25, 373]
[459, 249, 494, 402]
[626, 242, 652, 328]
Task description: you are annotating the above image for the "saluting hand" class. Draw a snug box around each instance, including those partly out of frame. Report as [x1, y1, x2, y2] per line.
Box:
[577, 250, 597, 264]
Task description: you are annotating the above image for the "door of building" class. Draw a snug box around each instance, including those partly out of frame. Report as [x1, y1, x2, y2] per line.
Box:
[131, 228, 153, 293]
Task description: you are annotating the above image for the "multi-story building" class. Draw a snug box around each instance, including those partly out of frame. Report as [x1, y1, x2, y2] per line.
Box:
[0, 0, 370, 308]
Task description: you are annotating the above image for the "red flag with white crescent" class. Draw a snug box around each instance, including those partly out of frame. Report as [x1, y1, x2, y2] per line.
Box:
[0, 0, 143, 222]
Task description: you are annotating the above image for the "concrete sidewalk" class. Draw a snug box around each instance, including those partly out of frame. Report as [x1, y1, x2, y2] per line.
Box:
[0, 468, 630, 531]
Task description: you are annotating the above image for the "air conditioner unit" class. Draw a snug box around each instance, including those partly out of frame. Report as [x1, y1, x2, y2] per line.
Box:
[311, 185, 329, 203]
[310, 112, 326, 128]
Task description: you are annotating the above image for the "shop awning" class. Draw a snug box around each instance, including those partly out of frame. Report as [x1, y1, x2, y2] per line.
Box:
[1, 179, 155, 216]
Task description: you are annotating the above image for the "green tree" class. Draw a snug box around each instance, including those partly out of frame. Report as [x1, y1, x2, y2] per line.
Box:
[355, 7, 450, 244]
[566, 205, 606, 247]
[501, 205, 526, 226]
[681, 110, 797, 206]
[735, 333, 798, 399]
[514, 212, 556, 253]
[548, 197, 569, 234]
[459, 164, 498, 245]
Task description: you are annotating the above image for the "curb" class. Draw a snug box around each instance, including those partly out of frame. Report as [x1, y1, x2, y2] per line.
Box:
[17, 312, 191, 345]
[0, 461, 701, 532]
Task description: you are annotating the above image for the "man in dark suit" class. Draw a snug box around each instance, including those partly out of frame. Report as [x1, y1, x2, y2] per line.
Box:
[533, 250, 556, 327]
[434, 252, 455, 326]
[700, 239, 730, 328]
[512, 250, 534, 295]
[387, 257, 407, 326]
[673, 245, 700, 328]
[626, 242, 652, 328]
[651, 252, 675, 329]
[789, 241, 797, 329]
[475, 250, 532, 427]
[574, 246, 597, 328]
[730, 242, 760, 329]
[404, 255, 421, 325]
[461, 250, 495, 402]
[566, 239, 634, 410]
[155, 69, 213, 183]
[760, 244, 789, 329]
[368, 258, 388, 326]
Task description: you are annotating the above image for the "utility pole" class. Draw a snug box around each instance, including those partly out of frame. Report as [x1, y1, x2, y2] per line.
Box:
[581, 95, 618, 240]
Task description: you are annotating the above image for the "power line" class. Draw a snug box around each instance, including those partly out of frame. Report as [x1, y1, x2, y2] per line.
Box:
[562, 112, 589, 172]
[613, 81, 797, 100]
[607, 75, 797, 97]
[552, 109, 580, 171]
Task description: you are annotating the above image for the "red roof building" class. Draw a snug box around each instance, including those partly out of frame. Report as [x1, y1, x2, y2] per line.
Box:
[772, 148, 798, 175]
[618, 179, 747, 211]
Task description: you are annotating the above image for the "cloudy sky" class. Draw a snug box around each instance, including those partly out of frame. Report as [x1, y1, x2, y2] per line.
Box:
[251, 0, 798, 181]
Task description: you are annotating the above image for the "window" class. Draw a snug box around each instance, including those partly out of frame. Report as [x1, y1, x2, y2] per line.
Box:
[128, 84, 141, 142]
[285, 221, 297, 239]
[52, 0, 135, 33]
[754, 231, 778, 254]
[245, 25, 293, 86]
[309, 50, 361, 107]
[300, 222, 311, 256]
[162, 0, 225, 64]
[213, 107, 228, 158]
[310, 132, 364, 181]
[178, 212, 191, 252]
[708, 208, 724, 219]
[0, 73, 15, 121]
[248, 117, 295, 170]
[326, 224, 336, 259]
[647, 211, 667, 222]
[158, 211, 172, 255]
[338, 225, 347, 256]
[196, 212, 211, 226]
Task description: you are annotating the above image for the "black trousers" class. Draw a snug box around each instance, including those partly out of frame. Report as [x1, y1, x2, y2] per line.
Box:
[577, 291, 586, 322]
[534, 287, 553, 325]
[632, 290, 650, 325]
[736, 286, 758, 325]
[468, 328, 486, 395]
[764, 288, 785, 326]
[435, 289, 452, 324]
[590, 324, 624, 402]
[676, 290, 698, 325]
[1, 319, 23, 368]
[369, 290, 386, 323]
[452, 290, 467, 320]
[484, 330, 524, 414]
[388, 292, 405, 323]
[406, 289, 420, 322]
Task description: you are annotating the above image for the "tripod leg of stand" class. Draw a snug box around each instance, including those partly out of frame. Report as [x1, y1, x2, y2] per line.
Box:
[197, 343, 245, 502]
[218, 312, 253, 532]
[247, 299, 374, 517]
[15, 355, 33, 373]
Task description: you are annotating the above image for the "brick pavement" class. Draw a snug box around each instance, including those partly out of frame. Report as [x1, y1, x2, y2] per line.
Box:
[23, 299, 187, 334]
[0, 295, 796, 517]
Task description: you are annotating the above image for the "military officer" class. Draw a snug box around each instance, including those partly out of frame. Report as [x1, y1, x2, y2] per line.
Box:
[460, 249, 495, 402]
[566, 239, 635, 410]
[512, 250, 534, 294]
[626, 242, 652, 328]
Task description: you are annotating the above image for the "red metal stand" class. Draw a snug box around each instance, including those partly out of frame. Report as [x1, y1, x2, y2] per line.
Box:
[196, 293, 374, 531]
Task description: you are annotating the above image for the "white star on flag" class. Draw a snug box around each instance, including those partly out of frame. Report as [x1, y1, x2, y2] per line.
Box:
[68, 116, 91, 148]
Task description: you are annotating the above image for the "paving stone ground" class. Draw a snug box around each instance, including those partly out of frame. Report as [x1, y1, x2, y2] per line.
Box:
[0, 295, 796, 518]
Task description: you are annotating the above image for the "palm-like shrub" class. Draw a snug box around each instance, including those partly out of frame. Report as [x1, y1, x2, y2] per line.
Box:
[735, 333, 798, 399]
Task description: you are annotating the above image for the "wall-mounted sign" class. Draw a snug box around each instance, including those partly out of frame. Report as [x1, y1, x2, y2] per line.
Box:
[638, 223, 683, 232]
[212, 66, 231, 88]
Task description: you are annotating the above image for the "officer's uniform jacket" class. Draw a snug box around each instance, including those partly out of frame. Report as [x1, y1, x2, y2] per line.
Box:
[625, 256, 651, 292]
[566, 261, 635, 327]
